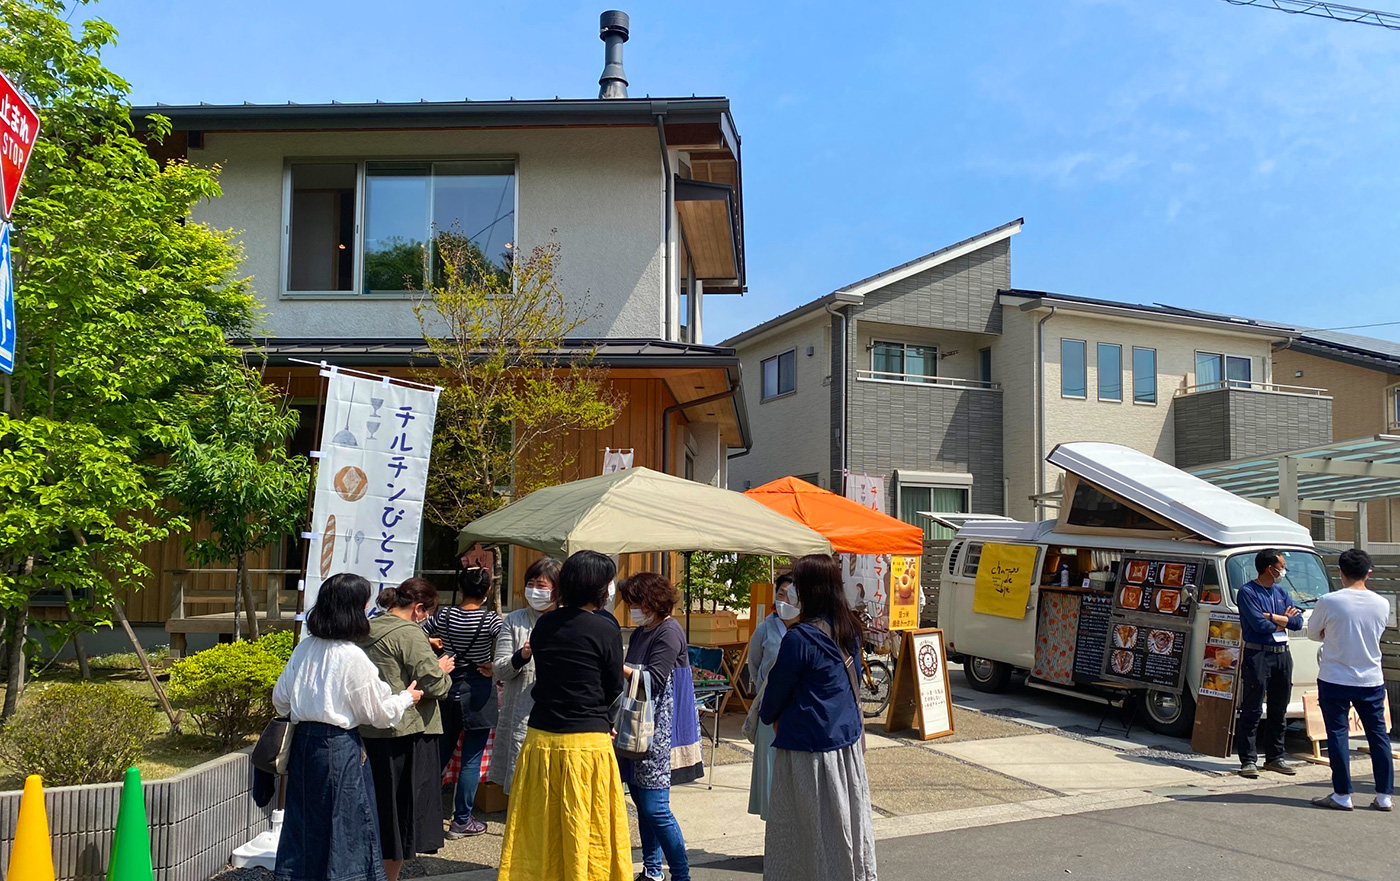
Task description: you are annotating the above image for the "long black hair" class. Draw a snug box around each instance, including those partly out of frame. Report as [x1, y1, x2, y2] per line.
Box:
[791, 554, 861, 654]
[559, 550, 616, 608]
[307, 573, 372, 641]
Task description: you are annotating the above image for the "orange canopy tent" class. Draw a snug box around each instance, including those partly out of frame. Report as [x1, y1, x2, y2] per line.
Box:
[743, 476, 924, 556]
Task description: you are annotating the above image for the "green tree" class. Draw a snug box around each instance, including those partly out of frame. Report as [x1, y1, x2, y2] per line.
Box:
[414, 232, 623, 531]
[0, 0, 262, 718]
[161, 366, 309, 641]
[680, 553, 776, 611]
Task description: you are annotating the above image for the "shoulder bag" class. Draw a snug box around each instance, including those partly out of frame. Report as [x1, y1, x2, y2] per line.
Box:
[459, 611, 500, 730]
[252, 716, 295, 775]
[613, 669, 655, 760]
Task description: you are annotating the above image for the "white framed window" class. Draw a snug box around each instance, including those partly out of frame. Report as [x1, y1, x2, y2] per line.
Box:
[1195, 351, 1253, 391]
[895, 470, 972, 540]
[1388, 384, 1400, 430]
[1132, 347, 1157, 404]
[870, 340, 938, 384]
[283, 158, 517, 296]
[1097, 343, 1122, 402]
[1061, 339, 1087, 398]
[979, 347, 993, 384]
[761, 349, 797, 400]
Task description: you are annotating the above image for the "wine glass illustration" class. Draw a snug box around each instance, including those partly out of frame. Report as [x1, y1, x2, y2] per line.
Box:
[332, 387, 359, 447]
[366, 420, 381, 441]
[370, 396, 385, 418]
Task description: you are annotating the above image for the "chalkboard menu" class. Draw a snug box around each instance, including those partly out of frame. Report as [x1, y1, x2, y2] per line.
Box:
[1101, 623, 1190, 690]
[1114, 558, 1199, 621]
[1073, 594, 1113, 683]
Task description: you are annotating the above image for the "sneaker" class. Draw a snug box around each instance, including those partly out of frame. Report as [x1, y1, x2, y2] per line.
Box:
[1373, 799, 1395, 813]
[1238, 762, 1259, 779]
[1262, 759, 1297, 776]
[636, 874, 664, 881]
[446, 818, 488, 839]
[1311, 794, 1353, 811]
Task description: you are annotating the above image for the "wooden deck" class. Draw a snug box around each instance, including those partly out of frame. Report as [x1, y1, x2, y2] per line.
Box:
[165, 568, 301, 656]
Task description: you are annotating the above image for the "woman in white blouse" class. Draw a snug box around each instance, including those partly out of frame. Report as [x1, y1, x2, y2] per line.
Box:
[273, 573, 424, 881]
[745, 574, 800, 820]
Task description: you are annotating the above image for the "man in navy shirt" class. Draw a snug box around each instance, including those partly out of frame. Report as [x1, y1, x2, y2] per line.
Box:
[1234, 548, 1304, 778]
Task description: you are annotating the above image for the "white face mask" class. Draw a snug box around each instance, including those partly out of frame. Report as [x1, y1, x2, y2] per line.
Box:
[629, 607, 652, 627]
[525, 587, 554, 611]
[1277, 568, 1288, 581]
[776, 600, 801, 621]
[605, 580, 616, 608]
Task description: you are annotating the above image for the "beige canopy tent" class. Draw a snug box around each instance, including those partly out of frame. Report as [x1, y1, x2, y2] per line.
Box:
[457, 466, 833, 559]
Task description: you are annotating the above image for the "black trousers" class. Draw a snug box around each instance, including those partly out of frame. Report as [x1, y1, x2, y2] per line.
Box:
[1235, 647, 1292, 765]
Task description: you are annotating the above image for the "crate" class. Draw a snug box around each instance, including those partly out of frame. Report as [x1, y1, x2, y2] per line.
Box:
[475, 780, 508, 814]
[685, 611, 739, 645]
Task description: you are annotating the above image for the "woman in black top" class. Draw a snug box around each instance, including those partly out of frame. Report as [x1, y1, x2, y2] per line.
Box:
[497, 551, 630, 881]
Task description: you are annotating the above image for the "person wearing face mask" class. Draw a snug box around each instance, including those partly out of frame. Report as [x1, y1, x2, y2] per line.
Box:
[488, 556, 561, 797]
[357, 577, 455, 881]
[745, 573, 798, 820]
[617, 572, 693, 881]
[1234, 548, 1304, 779]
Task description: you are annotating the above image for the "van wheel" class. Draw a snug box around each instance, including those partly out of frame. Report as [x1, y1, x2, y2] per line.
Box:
[1141, 688, 1196, 737]
[963, 657, 1012, 693]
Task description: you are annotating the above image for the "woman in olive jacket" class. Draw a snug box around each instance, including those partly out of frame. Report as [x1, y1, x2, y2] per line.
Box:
[359, 578, 455, 881]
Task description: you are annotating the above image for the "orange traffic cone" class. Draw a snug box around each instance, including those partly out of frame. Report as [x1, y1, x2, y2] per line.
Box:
[5, 775, 56, 881]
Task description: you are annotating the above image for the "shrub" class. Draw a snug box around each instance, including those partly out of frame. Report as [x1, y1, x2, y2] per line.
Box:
[166, 633, 292, 746]
[0, 683, 157, 786]
[88, 645, 172, 671]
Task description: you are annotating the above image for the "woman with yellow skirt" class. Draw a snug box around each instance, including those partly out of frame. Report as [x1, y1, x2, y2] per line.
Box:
[498, 550, 630, 881]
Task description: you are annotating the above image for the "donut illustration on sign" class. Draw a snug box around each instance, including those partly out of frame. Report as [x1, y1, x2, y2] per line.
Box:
[917, 641, 940, 678]
[334, 466, 369, 502]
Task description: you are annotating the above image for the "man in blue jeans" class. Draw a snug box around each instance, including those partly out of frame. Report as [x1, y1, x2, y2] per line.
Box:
[1307, 548, 1394, 811]
[1234, 548, 1304, 778]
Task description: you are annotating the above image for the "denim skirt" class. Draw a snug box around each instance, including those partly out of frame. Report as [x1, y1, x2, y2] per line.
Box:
[275, 722, 387, 881]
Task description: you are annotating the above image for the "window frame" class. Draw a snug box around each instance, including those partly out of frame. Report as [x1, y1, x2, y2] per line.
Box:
[1389, 383, 1400, 430]
[1060, 338, 1088, 399]
[979, 347, 993, 385]
[761, 348, 798, 401]
[1132, 346, 1158, 405]
[1195, 350, 1254, 391]
[279, 155, 519, 300]
[1097, 342, 1123, 402]
[870, 339, 939, 384]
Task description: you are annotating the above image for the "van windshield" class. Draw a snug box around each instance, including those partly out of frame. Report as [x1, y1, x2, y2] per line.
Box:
[1225, 550, 1333, 606]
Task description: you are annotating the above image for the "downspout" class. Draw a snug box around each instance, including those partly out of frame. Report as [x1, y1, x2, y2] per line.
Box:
[1036, 305, 1058, 518]
[662, 383, 741, 475]
[825, 301, 849, 477]
[655, 109, 674, 341]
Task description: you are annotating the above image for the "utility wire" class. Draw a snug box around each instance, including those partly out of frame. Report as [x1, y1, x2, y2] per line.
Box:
[1313, 319, 1400, 331]
[1221, 0, 1400, 30]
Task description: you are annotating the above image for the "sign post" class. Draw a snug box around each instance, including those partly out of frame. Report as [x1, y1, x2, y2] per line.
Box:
[0, 223, 13, 374]
[0, 68, 40, 377]
[884, 627, 955, 740]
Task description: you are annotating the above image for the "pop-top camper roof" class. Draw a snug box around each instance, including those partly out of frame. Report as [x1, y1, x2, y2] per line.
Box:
[1046, 442, 1314, 547]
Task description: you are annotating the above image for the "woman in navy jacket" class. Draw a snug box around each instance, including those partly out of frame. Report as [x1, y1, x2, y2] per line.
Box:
[758, 554, 877, 881]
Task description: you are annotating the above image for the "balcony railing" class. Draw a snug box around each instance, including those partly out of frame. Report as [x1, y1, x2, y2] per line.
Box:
[1175, 380, 1328, 398]
[856, 369, 1001, 391]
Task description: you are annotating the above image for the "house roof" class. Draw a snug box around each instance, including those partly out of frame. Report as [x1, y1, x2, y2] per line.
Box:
[720, 218, 1023, 349]
[1002, 290, 1299, 339]
[1285, 329, 1400, 374]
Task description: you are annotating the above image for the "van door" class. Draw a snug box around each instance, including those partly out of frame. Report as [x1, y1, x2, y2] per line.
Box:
[945, 541, 1042, 669]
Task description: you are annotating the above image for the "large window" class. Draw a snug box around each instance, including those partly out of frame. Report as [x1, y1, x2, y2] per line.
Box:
[899, 483, 969, 540]
[762, 349, 797, 400]
[1196, 352, 1253, 391]
[1225, 550, 1333, 606]
[1132, 347, 1157, 404]
[1097, 343, 1122, 401]
[871, 340, 938, 384]
[285, 159, 516, 295]
[1061, 339, 1087, 398]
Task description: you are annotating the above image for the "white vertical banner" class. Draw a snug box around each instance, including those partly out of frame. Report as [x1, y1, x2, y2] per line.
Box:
[304, 370, 441, 611]
[844, 472, 886, 514]
[842, 473, 890, 629]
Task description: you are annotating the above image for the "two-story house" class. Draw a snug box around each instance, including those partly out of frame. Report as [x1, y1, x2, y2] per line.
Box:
[122, 13, 753, 631]
[726, 221, 1335, 536]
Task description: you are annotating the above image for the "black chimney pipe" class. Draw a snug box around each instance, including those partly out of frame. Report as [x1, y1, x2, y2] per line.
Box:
[598, 11, 630, 99]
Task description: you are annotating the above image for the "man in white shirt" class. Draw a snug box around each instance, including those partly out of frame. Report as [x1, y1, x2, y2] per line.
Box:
[1307, 548, 1394, 812]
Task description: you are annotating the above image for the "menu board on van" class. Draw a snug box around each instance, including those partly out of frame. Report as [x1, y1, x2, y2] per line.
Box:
[1101, 623, 1190, 689]
[1114, 557, 1199, 621]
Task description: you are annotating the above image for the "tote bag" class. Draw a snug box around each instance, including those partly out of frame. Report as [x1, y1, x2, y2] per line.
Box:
[252, 716, 295, 775]
[613, 669, 655, 760]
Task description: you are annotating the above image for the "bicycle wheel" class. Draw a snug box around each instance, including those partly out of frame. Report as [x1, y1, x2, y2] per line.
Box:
[860, 659, 893, 718]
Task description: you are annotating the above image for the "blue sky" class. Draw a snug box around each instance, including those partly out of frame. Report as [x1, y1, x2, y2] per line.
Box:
[95, 0, 1400, 344]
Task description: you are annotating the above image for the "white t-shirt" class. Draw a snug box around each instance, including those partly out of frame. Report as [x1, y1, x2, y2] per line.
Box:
[1306, 588, 1391, 688]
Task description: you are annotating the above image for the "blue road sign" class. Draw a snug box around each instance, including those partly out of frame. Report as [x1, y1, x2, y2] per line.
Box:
[0, 222, 13, 374]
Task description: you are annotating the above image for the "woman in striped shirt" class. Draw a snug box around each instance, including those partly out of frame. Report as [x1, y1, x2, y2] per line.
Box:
[425, 566, 502, 838]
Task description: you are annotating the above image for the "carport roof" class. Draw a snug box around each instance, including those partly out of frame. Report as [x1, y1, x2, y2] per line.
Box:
[1188, 435, 1400, 504]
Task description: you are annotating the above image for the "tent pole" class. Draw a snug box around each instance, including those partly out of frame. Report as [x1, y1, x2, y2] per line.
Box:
[685, 551, 692, 642]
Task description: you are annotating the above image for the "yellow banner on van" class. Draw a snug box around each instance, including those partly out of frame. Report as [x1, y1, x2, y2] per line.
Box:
[972, 543, 1038, 619]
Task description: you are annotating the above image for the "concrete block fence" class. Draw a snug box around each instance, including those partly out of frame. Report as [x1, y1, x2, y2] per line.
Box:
[0, 749, 269, 881]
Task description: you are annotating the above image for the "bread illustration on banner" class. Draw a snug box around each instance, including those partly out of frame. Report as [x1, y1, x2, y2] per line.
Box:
[322, 515, 337, 578]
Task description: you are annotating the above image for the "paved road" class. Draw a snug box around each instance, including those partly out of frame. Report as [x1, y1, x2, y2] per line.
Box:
[689, 778, 1397, 880]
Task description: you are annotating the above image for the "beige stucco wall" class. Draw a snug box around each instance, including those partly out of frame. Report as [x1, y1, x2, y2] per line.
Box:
[728, 313, 832, 490]
[1273, 346, 1400, 541]
[996, 304, 1038, 520]
[1001, 306, 1278, 517]
[189, 127, 664, 340]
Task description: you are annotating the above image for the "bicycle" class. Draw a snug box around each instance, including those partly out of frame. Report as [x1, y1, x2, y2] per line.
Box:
[859, 650, 893, 718]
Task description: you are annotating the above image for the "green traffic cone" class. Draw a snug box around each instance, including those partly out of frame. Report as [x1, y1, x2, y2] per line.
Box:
[107, 767, 153, 881]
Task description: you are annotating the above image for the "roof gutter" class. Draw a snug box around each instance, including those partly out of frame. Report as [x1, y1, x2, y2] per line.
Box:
[1036, 305, 1058, 517]
[826, 300, 851, 476]
[662, 382, 741, 475]
[655, 105, 674, 341]
[1013, 296, 1295, 341]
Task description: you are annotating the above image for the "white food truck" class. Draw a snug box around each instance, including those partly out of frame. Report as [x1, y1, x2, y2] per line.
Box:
[937, 442, 1331, 737]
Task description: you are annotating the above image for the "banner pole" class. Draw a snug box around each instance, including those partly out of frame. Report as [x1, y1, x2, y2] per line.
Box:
[292, 363, 330, 645]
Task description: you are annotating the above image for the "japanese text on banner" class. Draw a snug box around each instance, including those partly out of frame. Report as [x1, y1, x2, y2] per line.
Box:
[305, 372, 440, 610]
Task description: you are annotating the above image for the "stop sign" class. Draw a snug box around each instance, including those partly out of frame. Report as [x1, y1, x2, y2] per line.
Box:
[0, 69, 40, 220]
